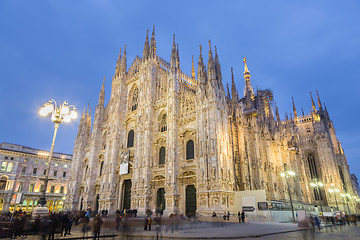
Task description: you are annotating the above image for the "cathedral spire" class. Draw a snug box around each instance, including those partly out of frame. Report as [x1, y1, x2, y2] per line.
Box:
[170, 34, 176, 68]
[316, 90, 323, 109]
[86, 103, 90, 119]
[197, 45, 207, 85]
[143, 29, 149, 61]
[214, 46, 222, 86]
[120, 45, 127, 74]
[176, 43, 180, 68]
[82, 105, 86, 120]
[191, 55, 195, 78]
[231, 67, 238, 101]
[226, 82, 230, 99]
[292, 97, 298, 119]
[275, 102, 281, 124]
[243, 57, 253, 97]
[98, 77, 105, 106]
[150, 25, 156, 58]
[310, 92, 316, 111]
[207, 40, 216, 82]
[115, 47, 122, 75]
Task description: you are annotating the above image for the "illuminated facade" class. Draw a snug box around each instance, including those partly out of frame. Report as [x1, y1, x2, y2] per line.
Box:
[68, 28, 357, 216]
[0, 142, 71, 213]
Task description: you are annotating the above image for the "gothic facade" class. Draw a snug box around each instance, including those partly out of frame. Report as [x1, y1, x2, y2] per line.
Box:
[67, 28, 356, 216]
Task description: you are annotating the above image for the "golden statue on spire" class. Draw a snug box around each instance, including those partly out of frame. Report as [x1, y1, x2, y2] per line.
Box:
[243, 57, 249, 74]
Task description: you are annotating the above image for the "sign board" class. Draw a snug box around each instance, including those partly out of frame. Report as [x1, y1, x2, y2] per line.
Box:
[258, 202, 268, 211]
[15, 193, 23, 204]
[119, 163, 129, 175]
[242, 206, 256, 212]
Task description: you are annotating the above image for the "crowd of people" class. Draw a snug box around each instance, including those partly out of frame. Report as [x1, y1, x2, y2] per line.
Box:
[1, 208, 359, 240]
[0, 208, 110, 239]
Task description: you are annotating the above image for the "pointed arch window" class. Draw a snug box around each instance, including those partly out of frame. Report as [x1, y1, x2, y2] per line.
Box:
[307, 153, 318, 179]
[127, 130, 134, 148]
[84, 165, 88, 177]
[159, 147, 166, 165]
[186, 140, 195, 160]
[99, 161, 104, 176]
[50, 185, 55, 193]
[60, 186, 65, 194]
[131, 88, 139, 111]
[160, 114, 167, 132]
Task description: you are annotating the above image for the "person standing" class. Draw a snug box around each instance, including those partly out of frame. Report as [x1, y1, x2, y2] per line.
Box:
[92, 214, 103, 240]
[227, 211, 230, 221]
[238, 211, 241, 223]
[241, 211, 245, 223]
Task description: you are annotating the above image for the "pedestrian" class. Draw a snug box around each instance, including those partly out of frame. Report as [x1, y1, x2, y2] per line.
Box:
[116, 213, 122, 230]
[155, 215, 162, 239]
[82, 215, 90, 239]
[314, 216, 321, 232]
[92, 214, 103, 240]
[144, 215, 152, 230]
[227, 211, 230, 221]
[60, 213, 69, 236]
[68, 214, 73, 235]
[238, 211, 241, 223]
[223, 212, 226, 220]
[48, 213, 58, 240]
[241, 211, 245, 223]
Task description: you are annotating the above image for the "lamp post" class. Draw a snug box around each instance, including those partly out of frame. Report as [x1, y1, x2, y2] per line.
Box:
[37, 100, 77, 207]
[310, 178, 324, 215]
[328, 184, 339, 211]
[281, 163, 296, 222]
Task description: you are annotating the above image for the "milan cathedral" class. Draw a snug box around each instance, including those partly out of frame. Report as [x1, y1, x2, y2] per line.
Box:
[67, 27, 355, 216]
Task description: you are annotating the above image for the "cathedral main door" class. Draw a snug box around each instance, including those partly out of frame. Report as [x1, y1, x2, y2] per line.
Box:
[122, 180, 132, 211]
[186, 185, 196, 217]
[156, 188, 165, 214]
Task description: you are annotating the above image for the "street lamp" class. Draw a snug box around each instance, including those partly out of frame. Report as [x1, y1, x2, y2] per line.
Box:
[281, 163, 296, 222]
[310, 178, 324, 215]
[328, 184, 339, 211]
[38, 100, 77, 207]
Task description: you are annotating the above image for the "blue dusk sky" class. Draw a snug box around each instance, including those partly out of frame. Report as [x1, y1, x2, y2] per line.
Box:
[1, 1, 360, 180]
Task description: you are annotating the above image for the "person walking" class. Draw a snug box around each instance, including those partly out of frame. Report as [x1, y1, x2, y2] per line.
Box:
[92, 214, 103, 240]
[227, 211, 230, 221]
[238, 211, 241, 223]
[115, 213, 122, 230]
[154, 215, 162, 239]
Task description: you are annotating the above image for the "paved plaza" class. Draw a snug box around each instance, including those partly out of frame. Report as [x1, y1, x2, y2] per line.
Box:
[18, 217, 359, 240]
